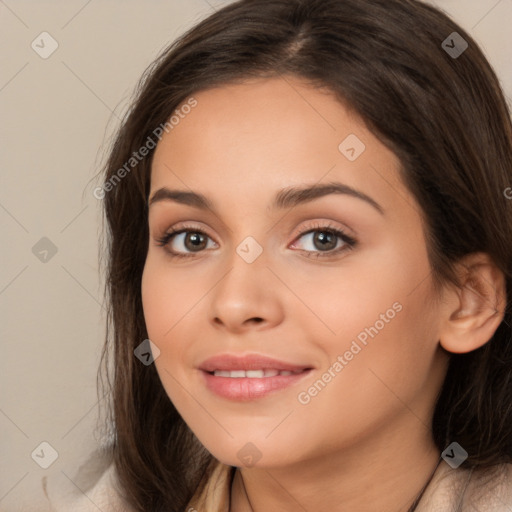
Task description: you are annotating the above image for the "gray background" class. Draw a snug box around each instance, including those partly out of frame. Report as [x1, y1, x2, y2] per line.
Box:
[1, 0, 511, 509]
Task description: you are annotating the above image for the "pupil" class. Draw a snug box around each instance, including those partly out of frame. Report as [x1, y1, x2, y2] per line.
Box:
[186, 233, 206, 251]
[315, 231, 336, 250]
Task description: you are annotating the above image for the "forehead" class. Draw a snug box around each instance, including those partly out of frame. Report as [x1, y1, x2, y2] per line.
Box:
[149, 77, 411, 217]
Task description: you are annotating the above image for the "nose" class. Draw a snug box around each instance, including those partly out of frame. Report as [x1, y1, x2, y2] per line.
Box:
[209, 247, 285, 334]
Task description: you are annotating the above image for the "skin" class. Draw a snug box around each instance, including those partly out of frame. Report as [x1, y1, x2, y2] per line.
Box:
[141, 76, 506, 511]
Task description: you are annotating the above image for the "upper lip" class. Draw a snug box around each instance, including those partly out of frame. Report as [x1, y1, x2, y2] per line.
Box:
[198, 354, 313, 373]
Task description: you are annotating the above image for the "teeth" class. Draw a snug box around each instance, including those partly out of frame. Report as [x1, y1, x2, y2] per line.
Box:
[214, 371, 231, 377]
[246, 370, 264, 378]
[212, 369, 302, 378]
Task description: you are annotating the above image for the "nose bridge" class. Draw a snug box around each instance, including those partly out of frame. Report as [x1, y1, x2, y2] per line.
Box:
[217, 235, 267, 306]
[209, 235, 283, 330]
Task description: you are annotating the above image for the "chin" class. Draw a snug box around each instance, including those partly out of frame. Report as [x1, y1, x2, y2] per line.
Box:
[198, 435, 299, 469]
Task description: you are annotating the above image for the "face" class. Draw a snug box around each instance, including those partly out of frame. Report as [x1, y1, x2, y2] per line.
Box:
[141, 76, 449, 469]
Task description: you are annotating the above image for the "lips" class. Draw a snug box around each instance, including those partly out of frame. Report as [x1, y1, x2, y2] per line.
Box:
[212, 369, 301, 378]
[198, 354, 313, 400]
[198, 354, 312, 373]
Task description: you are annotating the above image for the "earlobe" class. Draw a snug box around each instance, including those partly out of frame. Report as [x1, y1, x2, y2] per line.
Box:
[438, 253, 506, 354]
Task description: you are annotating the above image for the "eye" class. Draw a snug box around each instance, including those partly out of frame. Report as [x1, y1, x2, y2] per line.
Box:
[154, 221, 357, 260]
[155, 225, 217, 259]
[290, 222, 357, 259]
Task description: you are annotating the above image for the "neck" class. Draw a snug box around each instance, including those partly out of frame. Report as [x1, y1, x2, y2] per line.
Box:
[230, 421, 441, 512]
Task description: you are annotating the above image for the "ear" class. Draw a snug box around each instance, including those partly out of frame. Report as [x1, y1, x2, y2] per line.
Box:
[438, 252, 507, 354]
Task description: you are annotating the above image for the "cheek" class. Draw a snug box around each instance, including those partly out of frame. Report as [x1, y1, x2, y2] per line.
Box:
[297, 285, 439, 429]
[292, 242, 439, 408]
[141, 255, 204, 340]
[141, 257, 212, 400]
[286, 243, 421, 344]
[141, 268, 185, 416]
[141, 260, 188, 381]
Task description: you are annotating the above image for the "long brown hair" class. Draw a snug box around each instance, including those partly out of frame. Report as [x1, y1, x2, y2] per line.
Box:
[95, 0, 512, 510]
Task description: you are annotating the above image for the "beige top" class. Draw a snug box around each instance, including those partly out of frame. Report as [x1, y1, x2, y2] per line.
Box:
[42, 451, 133, 512]
[43, 452, 512, 511]
[186, 459, 512, 511]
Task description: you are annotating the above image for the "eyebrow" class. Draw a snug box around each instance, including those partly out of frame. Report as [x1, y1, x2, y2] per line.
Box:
[148, 181, 384, 215]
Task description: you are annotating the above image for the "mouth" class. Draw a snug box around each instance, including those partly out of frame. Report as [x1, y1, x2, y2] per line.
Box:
[198, 354, 314, 400]
[207, 368, 305, 378]
[199, 353, 312, 373]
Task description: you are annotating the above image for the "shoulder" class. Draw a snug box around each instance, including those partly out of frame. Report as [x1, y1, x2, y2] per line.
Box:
[42, 449, 135, 512]
[418, 460, 512, 511]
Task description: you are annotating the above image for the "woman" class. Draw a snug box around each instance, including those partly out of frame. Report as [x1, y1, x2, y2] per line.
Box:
[45, 0, 512, 510]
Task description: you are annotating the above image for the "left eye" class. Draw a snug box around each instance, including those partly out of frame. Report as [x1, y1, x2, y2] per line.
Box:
[290, 227, 357, 258]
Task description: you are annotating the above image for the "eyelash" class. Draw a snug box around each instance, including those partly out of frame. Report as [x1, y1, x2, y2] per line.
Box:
[154, 222, 357, 260]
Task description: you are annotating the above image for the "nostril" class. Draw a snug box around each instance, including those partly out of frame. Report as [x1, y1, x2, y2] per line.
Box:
[213, 316, 264, 326]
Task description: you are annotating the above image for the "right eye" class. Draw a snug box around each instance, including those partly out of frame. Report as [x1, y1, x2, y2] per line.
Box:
[155, 227, 218, 259]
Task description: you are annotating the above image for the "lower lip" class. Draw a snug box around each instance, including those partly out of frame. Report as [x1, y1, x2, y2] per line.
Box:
[200, 369, 312, 401]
